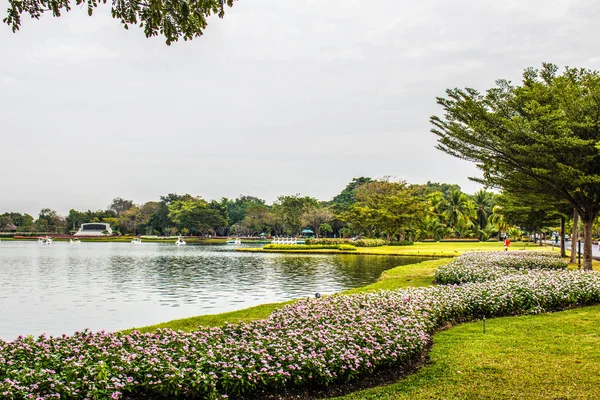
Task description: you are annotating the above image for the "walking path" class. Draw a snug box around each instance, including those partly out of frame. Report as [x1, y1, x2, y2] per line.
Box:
[544, 239, 600, 260]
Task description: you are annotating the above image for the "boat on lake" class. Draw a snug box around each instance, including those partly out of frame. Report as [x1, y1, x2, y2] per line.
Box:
[175, 236, 186, 246]
[226, 238, 242, 245]
[70, 238, 81, 245]
[131, 238, 142, 244]
[38, 237, 52, 245]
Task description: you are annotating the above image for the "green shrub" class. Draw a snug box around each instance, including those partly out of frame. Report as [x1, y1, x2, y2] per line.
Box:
[388, 240, 414, 246]
[338, 244, 357, 251]
[305, 238, 351, 245]
[486, 238, 500, 242]
[354, 239, 388, 247]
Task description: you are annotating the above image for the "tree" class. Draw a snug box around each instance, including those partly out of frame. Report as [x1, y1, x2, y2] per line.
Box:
[300, 207, 333, 238]
[438, 190, 475, 237]
[432, 64, 600, 270]
[4, 0, 237, 45]
[108, 198, 134, 216]
[471, 189, 495, 230]
[168, 197, 227, 235]
[342, 179, 426, 241]
[36, 208, 66, 233]
[329, 177, 372, 212]
[273, 195, 318, 236]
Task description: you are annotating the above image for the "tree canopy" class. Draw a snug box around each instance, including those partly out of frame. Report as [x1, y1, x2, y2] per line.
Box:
[3, 0, 237, 45]
[432, 63, 600, 269]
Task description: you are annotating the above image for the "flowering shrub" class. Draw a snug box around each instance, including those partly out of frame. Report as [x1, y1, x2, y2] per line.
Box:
[354, 239, 388, 247]
[305, 238, 352, 245]
[338, 244, 358, 251]
[435, 251, 568, 284]
[1, 252, 597, 400]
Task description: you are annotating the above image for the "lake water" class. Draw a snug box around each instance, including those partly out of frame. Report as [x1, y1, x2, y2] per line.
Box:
[0, 241, 424, 340]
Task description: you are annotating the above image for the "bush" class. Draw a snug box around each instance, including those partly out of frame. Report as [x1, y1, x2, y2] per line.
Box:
[434, 251, 568, 285]
[305, 238, 352, 245]
[338, 244, 358, 251]
[486, 238, 500, 242]
[388, 240, 414, 246]
[354, 239, 388, 247]
[2, 252, 597, 400]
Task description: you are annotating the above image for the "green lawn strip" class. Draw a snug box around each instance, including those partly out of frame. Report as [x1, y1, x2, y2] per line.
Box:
[124, 258, 451, 333]
[336, 305, 600, 400]
[238, 242, 550, 257]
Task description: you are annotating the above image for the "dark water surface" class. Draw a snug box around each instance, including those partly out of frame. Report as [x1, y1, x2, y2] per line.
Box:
[0, 241, 424, 339]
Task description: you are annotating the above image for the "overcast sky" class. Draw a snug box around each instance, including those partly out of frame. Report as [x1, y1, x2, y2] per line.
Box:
[1, 0, 599, 216]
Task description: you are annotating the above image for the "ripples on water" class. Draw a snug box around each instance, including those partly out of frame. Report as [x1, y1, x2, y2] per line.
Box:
[0, 241, 424, 339]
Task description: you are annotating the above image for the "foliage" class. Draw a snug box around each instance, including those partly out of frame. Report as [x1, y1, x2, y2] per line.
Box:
[305, 238, 352, 245]
[354, 239, 388, 247]
[168, 196, 227, 235]
[337, 244, 358, 251]
[300, 206, 333, 238]
[342, 179, 426, 241]
[1, 252, 599, 399]
[432, 63, 600, 270]
[3, 0, 237, 45]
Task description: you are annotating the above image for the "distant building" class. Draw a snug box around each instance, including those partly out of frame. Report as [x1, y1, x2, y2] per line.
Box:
[74, 223, 113, 236]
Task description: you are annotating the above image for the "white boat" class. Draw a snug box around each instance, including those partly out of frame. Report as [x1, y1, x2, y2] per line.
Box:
[131, 238, 142, 244]
[226, 238, 242, 245]
[69, 238, 81, 244]
[38, 237, 52, 245]
[175, 236, 186, 246]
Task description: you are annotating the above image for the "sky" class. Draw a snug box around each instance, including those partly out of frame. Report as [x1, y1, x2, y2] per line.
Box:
[1, 0, 599, 216]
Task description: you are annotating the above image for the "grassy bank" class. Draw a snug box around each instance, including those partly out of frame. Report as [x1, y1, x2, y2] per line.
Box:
[337, 305, 600, 400]
[238, 241, 551, 257]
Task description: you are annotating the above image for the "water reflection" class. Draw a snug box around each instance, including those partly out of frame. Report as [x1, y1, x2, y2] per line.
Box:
[0, 241, 424, 339]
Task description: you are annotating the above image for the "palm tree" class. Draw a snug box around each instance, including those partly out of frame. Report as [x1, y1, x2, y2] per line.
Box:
[472, 190, 494, 230]
[440, 190, 475, 237]
[489, 205, 510, 239]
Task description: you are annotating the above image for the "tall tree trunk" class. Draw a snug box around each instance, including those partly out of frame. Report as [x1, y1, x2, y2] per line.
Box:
[560, 216, 566, 257]
[570, 209, 579, 264]
[583, 219, 594, 271]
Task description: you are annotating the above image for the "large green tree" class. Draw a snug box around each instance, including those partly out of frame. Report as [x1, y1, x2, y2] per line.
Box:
[432, 64, 600, 270]
[4, 0, 236, 45]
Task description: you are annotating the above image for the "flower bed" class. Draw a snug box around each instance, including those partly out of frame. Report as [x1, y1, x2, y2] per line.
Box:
[434, 251, 568, 284]
[1, 252, 597, 400]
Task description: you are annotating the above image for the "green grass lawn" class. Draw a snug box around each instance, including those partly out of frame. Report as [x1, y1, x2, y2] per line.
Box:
[336, 305, 600, 400]
[238, 241, 551, 257]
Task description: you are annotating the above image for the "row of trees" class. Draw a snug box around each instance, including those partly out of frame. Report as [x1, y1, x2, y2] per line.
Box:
[2, 179, 546, 242]
[432, 63, 600, 270]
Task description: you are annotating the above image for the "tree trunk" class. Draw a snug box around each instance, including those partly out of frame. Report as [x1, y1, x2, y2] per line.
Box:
[560, 216, 566, 257]
[570, 209, 579, 264]
[583, 219, 593, 271]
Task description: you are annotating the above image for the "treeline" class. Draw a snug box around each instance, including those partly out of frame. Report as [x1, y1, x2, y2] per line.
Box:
[0, 177, 531, 241]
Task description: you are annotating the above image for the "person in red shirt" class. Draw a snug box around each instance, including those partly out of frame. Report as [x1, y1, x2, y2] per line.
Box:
[504, 237, 511, 251]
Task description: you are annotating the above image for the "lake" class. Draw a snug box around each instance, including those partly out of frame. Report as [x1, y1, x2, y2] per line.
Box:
[0, 241, 424, 339]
